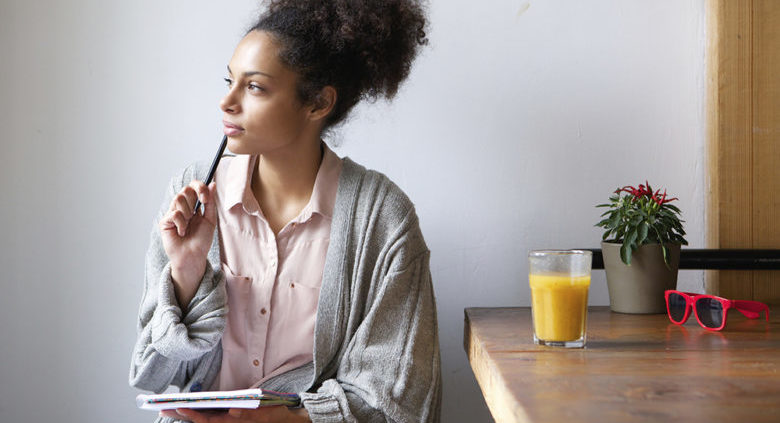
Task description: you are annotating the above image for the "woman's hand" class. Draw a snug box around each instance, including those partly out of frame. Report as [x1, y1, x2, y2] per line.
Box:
[158, 180, 218, 308]
[160, 406, 311, 423]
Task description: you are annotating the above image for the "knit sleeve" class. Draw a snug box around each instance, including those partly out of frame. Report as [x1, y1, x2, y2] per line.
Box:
[129, 165, 227, 394]
[300, 237, 442, 422]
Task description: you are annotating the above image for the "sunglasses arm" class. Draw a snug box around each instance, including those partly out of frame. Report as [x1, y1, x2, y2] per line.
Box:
[731, 300, 770, 321]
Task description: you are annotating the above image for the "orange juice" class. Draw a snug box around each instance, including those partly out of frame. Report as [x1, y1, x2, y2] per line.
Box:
[529, 274, 590, 342]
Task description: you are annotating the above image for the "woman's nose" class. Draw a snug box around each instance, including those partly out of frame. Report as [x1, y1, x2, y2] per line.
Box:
[220, 89, 240, 113]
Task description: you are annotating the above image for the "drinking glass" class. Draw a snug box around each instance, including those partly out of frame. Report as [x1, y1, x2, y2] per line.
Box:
[529, 250, 592, 348]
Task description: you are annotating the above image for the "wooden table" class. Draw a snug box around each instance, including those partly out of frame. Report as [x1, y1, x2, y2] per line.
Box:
[464, 307, 780, 423]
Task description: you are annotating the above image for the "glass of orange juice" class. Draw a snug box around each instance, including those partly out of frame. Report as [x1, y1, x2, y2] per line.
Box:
[529, 250, 592, 348]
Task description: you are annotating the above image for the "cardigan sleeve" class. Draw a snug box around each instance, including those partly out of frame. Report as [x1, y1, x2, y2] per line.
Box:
[129, 165, 227, 394]
[300, 243, 442, 422]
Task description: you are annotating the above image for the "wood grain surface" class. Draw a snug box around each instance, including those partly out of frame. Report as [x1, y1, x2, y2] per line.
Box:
[708, 0, 780, 303]
[464, 307, 780, 423]
[708, 0, 754, 301]
[751, 1, 780, 302]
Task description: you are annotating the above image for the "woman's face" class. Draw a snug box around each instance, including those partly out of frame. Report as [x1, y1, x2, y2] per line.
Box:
[220, 30, 312, 155]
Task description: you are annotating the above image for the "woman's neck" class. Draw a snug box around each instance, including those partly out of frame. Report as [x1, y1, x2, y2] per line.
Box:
[251, 138, 323, 233]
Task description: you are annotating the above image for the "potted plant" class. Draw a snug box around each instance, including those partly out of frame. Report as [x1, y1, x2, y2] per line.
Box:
[596, 182, 688, 314]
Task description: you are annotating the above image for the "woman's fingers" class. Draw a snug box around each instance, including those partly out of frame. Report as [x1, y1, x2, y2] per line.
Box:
[171, 209, 188, 237]
[159, 208, 190, 238]
[163, 180, 211, 236]
[169, 181, 206, 215]
[159, 406, 287, 423]
[177, 186, 198, 214]
[202, 182, 218, 224]
[189, 180, 211, 215]
[159, 409, 215, 422]
[159, 209, 180, 236]
[172, 408, 227, 423]
[160, 180, 216, 242]
[159, 409, 186, 420]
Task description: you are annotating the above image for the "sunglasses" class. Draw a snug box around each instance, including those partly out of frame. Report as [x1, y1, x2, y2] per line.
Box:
[664, 290, 770, 331]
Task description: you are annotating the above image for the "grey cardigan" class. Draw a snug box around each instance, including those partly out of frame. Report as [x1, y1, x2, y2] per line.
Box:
[129, 157, 441, 422]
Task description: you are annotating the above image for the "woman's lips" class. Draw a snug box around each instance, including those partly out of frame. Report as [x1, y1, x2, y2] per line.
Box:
[223, 121, 244, 136]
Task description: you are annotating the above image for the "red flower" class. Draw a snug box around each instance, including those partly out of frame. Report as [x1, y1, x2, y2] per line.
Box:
[618, 182, 678, 205]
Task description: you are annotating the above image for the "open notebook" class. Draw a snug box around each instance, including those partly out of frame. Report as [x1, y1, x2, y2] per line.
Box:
[136, 388, 300, 411]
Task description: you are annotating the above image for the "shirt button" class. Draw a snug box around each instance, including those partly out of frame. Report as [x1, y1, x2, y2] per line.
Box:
[253, 359, 260, 367]
[290, 283, 295, 288]
[260, 308, 267, 315]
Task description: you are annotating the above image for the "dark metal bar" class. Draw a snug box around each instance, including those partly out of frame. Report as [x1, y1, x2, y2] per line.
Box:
[580, 249, 780, 270]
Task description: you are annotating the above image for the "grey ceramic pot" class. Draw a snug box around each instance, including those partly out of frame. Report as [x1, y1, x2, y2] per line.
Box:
[601, 241, 681, 314]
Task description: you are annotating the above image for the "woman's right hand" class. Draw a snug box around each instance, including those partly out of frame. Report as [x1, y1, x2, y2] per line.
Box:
[159, 180, 218, 308]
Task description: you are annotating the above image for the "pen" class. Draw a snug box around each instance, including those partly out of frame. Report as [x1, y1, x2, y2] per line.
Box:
[193, 135, 228, 214]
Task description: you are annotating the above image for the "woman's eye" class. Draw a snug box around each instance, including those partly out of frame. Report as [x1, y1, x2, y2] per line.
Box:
[223, 77, 233, 87]
[248, 83, 264, 92]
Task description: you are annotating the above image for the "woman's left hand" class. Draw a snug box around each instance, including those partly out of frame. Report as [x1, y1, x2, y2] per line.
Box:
[160, 406, 311, 423]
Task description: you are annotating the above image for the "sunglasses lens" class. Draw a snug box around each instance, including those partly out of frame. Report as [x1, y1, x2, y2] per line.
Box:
[695, 298, 724, 328]
[668, 292, 687, 322]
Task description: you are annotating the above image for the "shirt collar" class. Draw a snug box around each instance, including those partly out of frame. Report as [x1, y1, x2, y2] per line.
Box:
[223, 144, 342, 220]
[306, 143, 342, 220]
[223, 154, 260, 214]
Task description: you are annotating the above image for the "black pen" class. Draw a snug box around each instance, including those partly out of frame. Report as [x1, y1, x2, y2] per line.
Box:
[193, 135, 228, 214]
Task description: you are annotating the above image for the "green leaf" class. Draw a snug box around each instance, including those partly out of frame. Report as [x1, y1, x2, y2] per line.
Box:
[661, 244, 671, 269]
[625, 228, 638, 249]
[637, 222, 649, 245]
[665, 204, 682, 213]
[653, 226, 665, 246]
[615, 226, 626, 242]
[609, 213, 620, 228]
[620, 242, 632, 265]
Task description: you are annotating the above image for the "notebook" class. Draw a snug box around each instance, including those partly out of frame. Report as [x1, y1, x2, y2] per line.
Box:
[136, 388, 300, 411]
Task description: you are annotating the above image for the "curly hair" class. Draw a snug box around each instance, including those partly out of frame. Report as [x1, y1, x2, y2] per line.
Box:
[250, 0, 428, 130]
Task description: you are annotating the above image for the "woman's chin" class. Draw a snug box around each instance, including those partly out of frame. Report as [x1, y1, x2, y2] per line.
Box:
[226, 137, 251, 155]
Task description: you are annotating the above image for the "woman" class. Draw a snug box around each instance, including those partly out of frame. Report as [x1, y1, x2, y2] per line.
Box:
[129, 1, 441, 422]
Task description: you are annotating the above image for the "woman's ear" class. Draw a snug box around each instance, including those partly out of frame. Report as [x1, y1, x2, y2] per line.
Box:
[308, 86, 337, 122]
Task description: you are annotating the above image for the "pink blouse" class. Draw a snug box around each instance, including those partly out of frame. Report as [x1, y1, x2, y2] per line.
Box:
[212, 145, 342, 390]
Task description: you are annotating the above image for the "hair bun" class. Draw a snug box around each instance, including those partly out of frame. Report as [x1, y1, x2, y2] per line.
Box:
[252, 0, 428, 129]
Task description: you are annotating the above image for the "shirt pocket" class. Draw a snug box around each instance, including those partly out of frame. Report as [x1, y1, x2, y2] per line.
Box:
[271, 278, 320, 342]
[221, 263, 252, 352]
[287, 278, 321, 310]
[285, 237, 329, 289]
[283, 262, 323, 315]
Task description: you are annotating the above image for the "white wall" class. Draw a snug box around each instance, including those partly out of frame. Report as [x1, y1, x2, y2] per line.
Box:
[0, 1, 705, 422]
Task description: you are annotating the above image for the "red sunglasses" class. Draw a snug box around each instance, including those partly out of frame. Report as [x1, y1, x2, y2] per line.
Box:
[664, 290, 770, 331]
